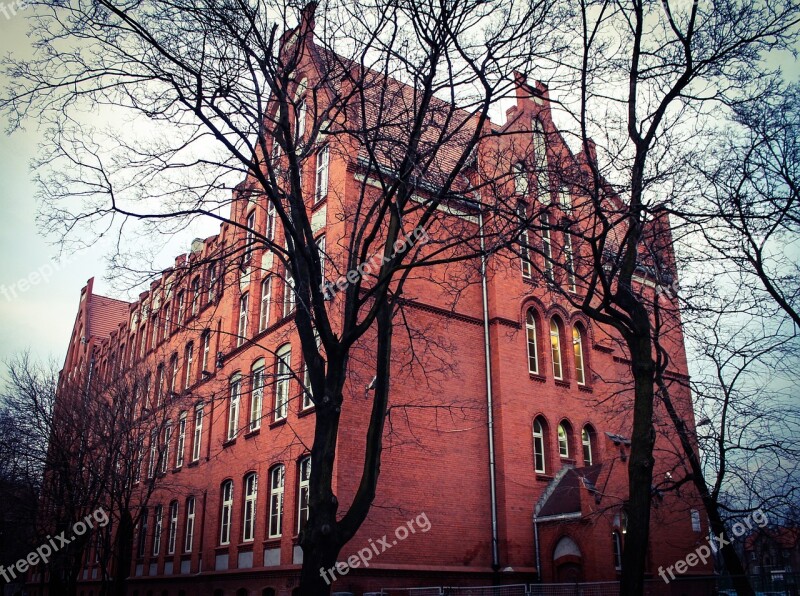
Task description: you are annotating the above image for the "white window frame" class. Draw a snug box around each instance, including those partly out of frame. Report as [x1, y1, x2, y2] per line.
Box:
[191, 405, 204, 462]
[237, 293, 249, 347]
[533, 419, 546, 474]
[564, 233, 577, 292]
[573, 325, 585, 385]
[268, 465, 285, 538]
[184, 343, 194, 389]
[297, 457, 311, 533]
[558, 423, 569, 458]
[152, 505, 163, 556]
[176, 291, 186, 326]
[526, 309, 539, 375]
[550, 319, 563, 380]
[227, 376, 241, 441]
[167, 501, 178, 555]
[259, 276, 272, 332]
[316, 235, 326, 281]
[250, 360, 265, 431]
[201, 331, 211, 373]
[283, 272, 295, 317]
[513, 162, 529, 195]
[175, 411, 187, 469]
[266, 202, 276, 241]
[161, 422, 172, 474]
[542, 214, 554, 281]
[582, 426, 593, 465]
[243, 473, 258, 542]
[184, 497, 195, 553]
[315, 146, 329, 203]
[244, 211, 256, 262]
[138, 509, 149, 558]
[191, 277, 200, 316]
[274, 345, 291, 421]
[148, 429, 158, 478]
[220, 480, 233, 545]
[518, 204, 532, 279]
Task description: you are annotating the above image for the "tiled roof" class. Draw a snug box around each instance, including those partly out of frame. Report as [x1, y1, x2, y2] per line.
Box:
[536, 464, 604, 518]
[87, 294, 130, 340]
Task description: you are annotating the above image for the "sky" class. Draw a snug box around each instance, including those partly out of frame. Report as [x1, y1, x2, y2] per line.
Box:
[0, 5, 797, 373]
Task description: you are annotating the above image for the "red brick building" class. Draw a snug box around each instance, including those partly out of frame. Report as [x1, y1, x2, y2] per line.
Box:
[45, 9, 711, 596]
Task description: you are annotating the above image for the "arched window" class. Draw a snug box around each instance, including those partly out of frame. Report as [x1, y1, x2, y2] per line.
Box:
[526, 309, 539, 375]
[557, 421, 572, 459]
[242, 473, 258, 542]
[268, 465, 285, 538]
[573, 325, 585, 385]
[550, 319, 563, 379]
[207, 265, 217, 303]
[532, 117, 550, 199]
[582, 425, 595, 465]
[167, 501, 179, 554]
[274, 345, 291, 421]
[612, 531, 623, 570]
[250, 359, 265, 431]
[191, 404, 204, 463]
[184, 497, 195, 553]
[237, 293, 249, 347]
[263, 589, 276, 596]
[533, 417, 548, 474]
[176, 290, 186, 326]
[220, 480, 234, 545]
[169, 353, 179, 393]
[518, 203, 532, 278]
[201, 330, 211, 373]
[160, 422, 172, 474]
[175, 411, 187, 469]
[297, 457, 311, 533]
[227, 374, 241, 441]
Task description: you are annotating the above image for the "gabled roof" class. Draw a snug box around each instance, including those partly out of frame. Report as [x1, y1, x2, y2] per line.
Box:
[535, 464, 604, 519]
[87, 294, 130, 340]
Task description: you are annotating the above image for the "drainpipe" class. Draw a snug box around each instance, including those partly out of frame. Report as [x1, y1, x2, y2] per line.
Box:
[533, 513, 541, 581]
[479, 211, 500, 571]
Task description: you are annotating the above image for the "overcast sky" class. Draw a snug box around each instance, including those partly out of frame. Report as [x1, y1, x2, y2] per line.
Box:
[0, 7, 797, 374]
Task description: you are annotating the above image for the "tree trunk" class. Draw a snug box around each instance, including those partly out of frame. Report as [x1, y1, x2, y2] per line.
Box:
[299, 539, 342, 596]
[620, 333, 656, 596]
[111, 509, 133, 596]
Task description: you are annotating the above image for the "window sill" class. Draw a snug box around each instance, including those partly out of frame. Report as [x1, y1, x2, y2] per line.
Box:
[215, 545, 230, 552]
[172, 466, 182, 474]
[263, 538, 281, 547]
[578, 384, 593, 393]
[237, 542, 254, 551]
[244, 428, 261, 439]
[187, 461, 199, 468]
[298, 406, 316, 418]
[270, 418, 287, 429]
[222, 438, 237, 448]
[535, 473, 553, 481]
[529, 373, 547, 383]
[554, 379, 570, 388]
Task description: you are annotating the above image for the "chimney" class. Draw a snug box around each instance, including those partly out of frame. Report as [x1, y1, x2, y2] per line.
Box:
[301, 2, 317, 35]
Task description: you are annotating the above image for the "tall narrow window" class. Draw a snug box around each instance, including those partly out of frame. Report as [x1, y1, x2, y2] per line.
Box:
[573, 325, 585, 385]
[161, 422, 172, 474]
[690, 509, 701, 532]
[259, 276, 272, 332]
[533, 418, 547, 474]
[167, 501, 179, 555]
[268, 465, 285, 538]
[191, 277, 200, 316]
[513, 162, 529, 195]
[151, 314, 159, 349]
[557, 422, 570, 458]
[227, 375, 241, 441]
[315, 146, 329, 202]
[316, 235, 326, 281]
[283, 272, 295, 317]
[612, 531, 623, 570]
[526, 309, 539, 375]
[533, 117, 550, 200]
[175, 411, 187, 469]
[296, 99, 307, 141]
[152, 505, 163, 556]
[148, 429, 158, 478]
[220, 480, 233, 545]
[156, 364, 165, 406]
[542, 214, 553, 281]
[550, 319, 563, 380]
[201, 331, 211, 373]
[297, 457, 311, 533]
[559, 186, 572, 210]
[184, 343, 194, 389]
[137, 509, 149, 558]
[250, 359, 265, 431]
[274, 345, 291, 421]
[176, 291, 186, 326]
[192, 405, 204, 462]
[244, 211, 256, 262]
[582, 425, 595, 465]
[237, 293, 249, 347]
[184, 497, 196, 553]
[243, 473, 258, 542]
[518, 203, 532, 279]
[266, 202, 276, 241]
[162, 303, 171, 338]
[208, 266, 217, 303]
[302, 365, 314, 410]
[563, 234, 577, 292]
[139, 325, 147, 358]
[170, 353, 179, 394]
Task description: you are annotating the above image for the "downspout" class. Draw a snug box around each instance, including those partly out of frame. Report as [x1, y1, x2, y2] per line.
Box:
[533, 512, 541, 581]
[479, 211, 500, 571]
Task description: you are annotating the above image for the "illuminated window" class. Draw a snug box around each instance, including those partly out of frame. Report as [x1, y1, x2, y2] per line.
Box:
[526, 309, 539, 375]
[573, 325, 585, 385]
[533, 417, 547, 474]
[550, 319, 563, 379]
